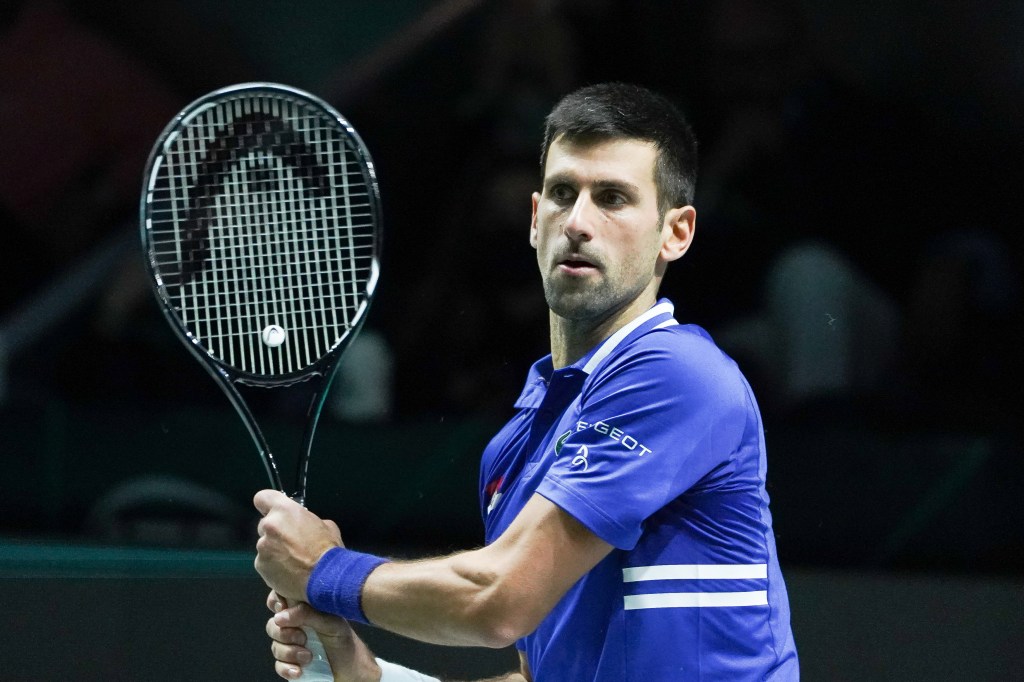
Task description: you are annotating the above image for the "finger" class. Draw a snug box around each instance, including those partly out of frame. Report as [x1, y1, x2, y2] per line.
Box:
[271, 640, 313, 666]
[275, 601, 351, 639]
[273, 604, 304, 630]
[266, 590, 283, 613]
[270, 601, 319, 635]
[275, 660, 303, 680]
[253, 489, 289, 515]
[266, 615, 306, 646]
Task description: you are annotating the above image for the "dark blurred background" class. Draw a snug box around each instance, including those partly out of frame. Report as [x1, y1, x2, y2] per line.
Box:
[1, 0, 1022, 679]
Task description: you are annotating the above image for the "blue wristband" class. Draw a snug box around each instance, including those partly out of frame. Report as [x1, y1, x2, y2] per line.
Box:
[306, 546, 389, 624]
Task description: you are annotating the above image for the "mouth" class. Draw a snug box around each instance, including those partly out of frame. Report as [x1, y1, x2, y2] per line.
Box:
[556, 257, 599, 276]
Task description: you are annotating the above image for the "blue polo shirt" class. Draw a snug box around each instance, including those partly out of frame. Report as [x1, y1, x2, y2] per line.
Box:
[479, 300, 799, 680]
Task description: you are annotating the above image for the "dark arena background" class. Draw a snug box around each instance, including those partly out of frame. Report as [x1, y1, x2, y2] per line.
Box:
[1, 1, 1021, 679]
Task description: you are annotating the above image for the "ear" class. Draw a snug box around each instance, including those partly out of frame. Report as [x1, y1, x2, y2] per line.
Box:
[659, 205, 696, 263]
[529, 192, 541, 249]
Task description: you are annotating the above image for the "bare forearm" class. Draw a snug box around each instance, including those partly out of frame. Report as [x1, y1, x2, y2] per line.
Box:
[357, 496, 611, 652]
[362, 548, 526, 648]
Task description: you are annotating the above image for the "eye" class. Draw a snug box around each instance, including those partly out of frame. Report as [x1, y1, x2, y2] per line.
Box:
[598, 190, 628, 207]
[548, 184, 576, 203]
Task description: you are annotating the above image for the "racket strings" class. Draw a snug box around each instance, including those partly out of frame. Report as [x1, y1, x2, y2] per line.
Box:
[147, 94, 377, 377]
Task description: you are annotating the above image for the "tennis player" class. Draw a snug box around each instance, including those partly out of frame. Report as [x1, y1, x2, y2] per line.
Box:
[255, 82, 799, 681]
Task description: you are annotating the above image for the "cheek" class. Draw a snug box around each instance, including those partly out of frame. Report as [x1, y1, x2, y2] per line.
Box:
[532, 215, 556, 250]
[620, 233, 662, 276]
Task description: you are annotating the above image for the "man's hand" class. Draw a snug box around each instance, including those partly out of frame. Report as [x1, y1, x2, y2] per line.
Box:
[254, 490, 343, 603]
[265, 590, 381, 682]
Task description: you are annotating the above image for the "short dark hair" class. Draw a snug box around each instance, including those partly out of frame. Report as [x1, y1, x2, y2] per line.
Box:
[540, 83, 698, 213]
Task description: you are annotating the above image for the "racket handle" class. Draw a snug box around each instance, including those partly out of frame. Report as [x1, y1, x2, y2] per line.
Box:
[298, 626, 334, 680]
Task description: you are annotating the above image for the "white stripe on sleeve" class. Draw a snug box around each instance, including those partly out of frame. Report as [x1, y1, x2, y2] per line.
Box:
[623, 563, 768, 582]
[624, 590, 768, 610]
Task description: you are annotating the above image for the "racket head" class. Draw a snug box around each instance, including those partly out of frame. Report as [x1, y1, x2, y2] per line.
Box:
[140, 82, 382, 387]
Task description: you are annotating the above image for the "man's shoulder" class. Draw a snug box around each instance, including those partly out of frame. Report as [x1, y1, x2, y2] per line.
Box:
[611, 322, 738, 375]
[589, 322, 751, 408]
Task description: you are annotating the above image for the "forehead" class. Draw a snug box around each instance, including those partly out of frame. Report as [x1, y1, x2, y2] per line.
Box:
[543, 135, 658, 190]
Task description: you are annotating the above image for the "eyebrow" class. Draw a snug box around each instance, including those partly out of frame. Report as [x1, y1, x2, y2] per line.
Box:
[544, 172, 642, 197]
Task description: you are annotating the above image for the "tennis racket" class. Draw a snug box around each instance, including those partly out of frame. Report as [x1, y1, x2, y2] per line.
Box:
[140, 82, 382, 680]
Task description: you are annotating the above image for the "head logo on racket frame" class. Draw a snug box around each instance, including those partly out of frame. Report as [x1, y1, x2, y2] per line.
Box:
[141, 82, 382, 388]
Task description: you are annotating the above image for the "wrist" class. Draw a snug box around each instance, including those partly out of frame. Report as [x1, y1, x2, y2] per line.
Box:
[349, 649, 382, 682]
[306, 546, 389, 624]
[305, 614, 382, 682]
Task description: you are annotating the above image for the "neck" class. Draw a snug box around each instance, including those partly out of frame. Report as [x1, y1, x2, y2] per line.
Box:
[548, 292, 658, 369]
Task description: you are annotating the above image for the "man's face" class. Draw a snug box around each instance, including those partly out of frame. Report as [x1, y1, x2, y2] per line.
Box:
[530, 136, 667, 322]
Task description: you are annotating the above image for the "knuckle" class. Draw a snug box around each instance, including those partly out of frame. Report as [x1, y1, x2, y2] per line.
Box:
[255, 536, 273, 556]
[270, 641, 288, 662]
[271, 640, 301, 662]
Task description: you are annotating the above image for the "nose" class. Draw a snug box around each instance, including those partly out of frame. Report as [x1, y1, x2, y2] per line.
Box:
[564, 192, 597, 244]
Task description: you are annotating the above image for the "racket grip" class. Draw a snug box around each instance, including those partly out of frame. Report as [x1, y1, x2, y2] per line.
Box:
[298, 626, 334, 680]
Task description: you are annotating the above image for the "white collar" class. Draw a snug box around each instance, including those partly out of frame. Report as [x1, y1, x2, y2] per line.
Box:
[581, 300, 676, 375]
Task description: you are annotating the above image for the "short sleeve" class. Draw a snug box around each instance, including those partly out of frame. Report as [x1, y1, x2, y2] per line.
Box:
[536, 330, 751, 549]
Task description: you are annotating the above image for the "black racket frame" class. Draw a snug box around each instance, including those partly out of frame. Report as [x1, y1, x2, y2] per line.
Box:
[139, 82, 382, 501]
